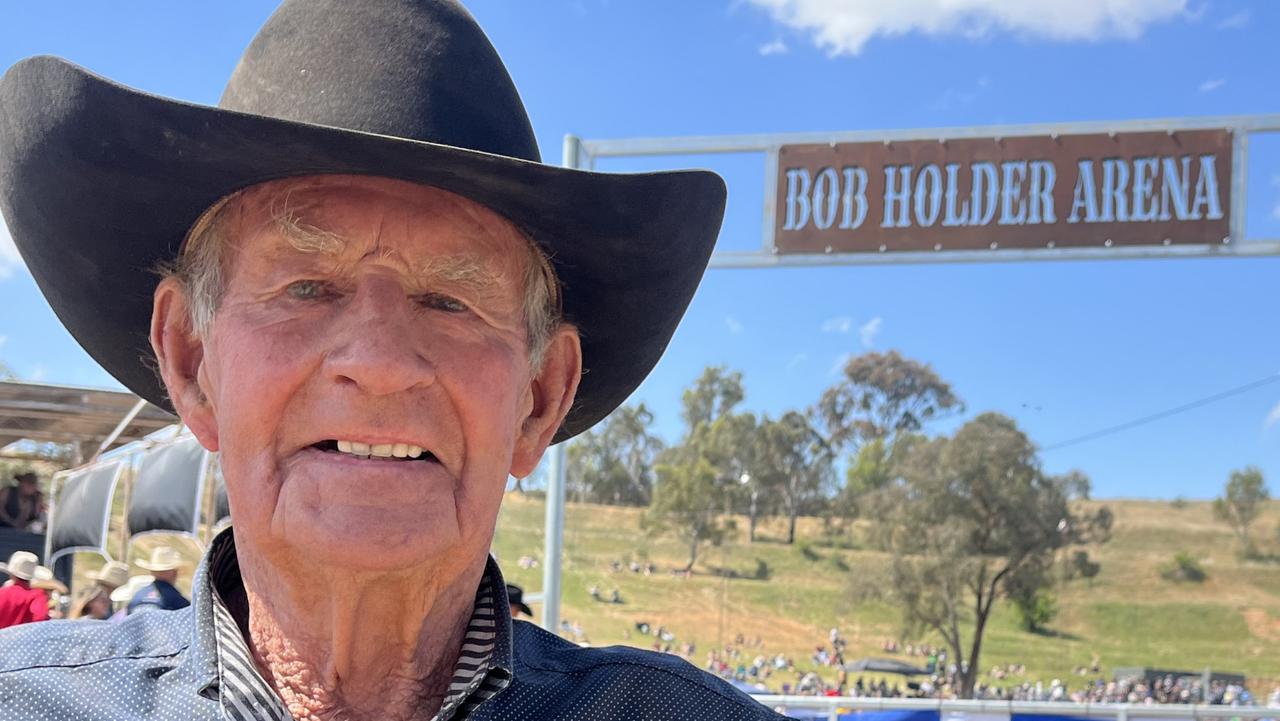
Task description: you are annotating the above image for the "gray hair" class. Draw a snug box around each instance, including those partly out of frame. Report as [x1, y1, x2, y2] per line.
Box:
[164, 187, 563, 369]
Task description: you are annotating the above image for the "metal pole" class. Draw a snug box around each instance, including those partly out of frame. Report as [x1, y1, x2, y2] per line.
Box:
[538, 133, 582, 634]
[91, 398, 148, 462]
[540, 442, 567, 633]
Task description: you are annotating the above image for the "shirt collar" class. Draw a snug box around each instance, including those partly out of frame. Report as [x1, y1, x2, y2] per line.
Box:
[182, 527, 514, 719]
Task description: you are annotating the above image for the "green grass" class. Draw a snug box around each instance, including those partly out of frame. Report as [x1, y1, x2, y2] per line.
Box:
[492, 494, 1280, 694]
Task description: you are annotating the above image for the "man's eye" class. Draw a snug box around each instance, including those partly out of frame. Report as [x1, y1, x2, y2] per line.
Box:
[285, 280, 332, 300]
[417, 293, 467, 313]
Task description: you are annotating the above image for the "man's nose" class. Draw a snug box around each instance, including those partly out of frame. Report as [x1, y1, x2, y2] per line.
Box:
[323, 279, 437, 395]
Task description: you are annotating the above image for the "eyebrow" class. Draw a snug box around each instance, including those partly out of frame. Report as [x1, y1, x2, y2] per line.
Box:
[270, 211, 504, 293]
[411, 253, 503, 293]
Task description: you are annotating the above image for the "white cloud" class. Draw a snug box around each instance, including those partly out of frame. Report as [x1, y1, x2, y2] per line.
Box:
[759, 38, 789, 55]
[0, 335, 6, 347]
[787, 352, 809, 370]
[1181, 2, 1208, 22]
[745, 0, 1188, 56]
[1198, 78, 1226, 93]
[1216, 9, 1249, 30]
[821, 315, 853, 334]
[28, 365, 47, 382]
[725, 315, 745, 334]
[0, 215, 23, 280]
[859, 316, 882, 347]
[1265, 400, 1280, 430]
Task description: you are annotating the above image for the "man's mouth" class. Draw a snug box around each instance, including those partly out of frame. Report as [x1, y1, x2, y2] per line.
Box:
[310, 439, 437, 462]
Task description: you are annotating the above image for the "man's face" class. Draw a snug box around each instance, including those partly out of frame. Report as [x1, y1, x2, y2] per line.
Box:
[164, 175, 571, 574]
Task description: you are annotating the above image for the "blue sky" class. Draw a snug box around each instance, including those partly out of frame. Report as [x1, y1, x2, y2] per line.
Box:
[1, 1, 1277, 498]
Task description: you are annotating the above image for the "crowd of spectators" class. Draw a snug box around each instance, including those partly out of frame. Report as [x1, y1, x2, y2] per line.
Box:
[508, 552, 1280, 708]
[691, 629, 1277, 707]
[0, 545, 192, 631]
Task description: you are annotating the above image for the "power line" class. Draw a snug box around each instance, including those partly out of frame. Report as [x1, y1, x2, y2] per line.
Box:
[1042, 372, 1280, 452]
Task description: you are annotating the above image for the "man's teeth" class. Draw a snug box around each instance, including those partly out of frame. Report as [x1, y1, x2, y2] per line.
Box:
[333, 440, 425, 459]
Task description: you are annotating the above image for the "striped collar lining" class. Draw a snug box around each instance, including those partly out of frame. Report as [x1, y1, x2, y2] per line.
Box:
[204, 532, 511, 721]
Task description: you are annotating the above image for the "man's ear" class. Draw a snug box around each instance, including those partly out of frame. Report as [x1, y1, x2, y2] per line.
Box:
[510, 326, 582, 479]
[150, 278, 219, 452]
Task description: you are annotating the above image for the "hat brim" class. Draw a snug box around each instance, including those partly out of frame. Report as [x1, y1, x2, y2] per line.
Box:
[0, 563, 34, 581]
[0, 57, 726, 441]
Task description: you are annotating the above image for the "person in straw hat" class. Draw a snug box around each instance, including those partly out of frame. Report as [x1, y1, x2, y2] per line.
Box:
[126, 547, 191, 614]
[69, 560, 131, 621]
[0, 2, 782, 720]
[87, 560, 130, 596]
[0, 551, 50, 628]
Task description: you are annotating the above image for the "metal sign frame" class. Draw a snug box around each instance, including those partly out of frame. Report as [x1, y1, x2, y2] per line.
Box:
[569, 114, 1280, 268]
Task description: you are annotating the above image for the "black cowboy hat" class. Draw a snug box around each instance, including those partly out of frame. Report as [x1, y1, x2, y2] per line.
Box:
[505, 584, 533, 619]
[0, 0, 725, 442]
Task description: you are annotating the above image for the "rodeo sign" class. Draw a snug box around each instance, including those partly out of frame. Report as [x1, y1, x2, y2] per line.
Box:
[776, 129, 1231, 254]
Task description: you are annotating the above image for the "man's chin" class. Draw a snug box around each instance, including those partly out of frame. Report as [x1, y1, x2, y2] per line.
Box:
[266, 507, 465, 571]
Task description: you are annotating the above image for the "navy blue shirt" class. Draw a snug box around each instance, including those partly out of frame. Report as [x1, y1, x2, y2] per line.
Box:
[127, 578, 191, 614]
[0, 530, 790, 720]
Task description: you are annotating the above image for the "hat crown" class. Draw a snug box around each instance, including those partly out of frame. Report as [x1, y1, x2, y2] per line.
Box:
[3, 551, 39, 580]
[219, 0, 540, 163]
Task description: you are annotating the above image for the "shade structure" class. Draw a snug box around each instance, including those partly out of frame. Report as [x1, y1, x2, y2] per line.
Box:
[844, 658, 931, 676]
[0, 380, 175, 456]
[126, 435, 210, 538]
[46, 461, 125, 563]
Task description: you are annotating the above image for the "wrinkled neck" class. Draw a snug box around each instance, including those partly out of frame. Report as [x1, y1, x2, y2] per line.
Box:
[235, 552, 488, 721]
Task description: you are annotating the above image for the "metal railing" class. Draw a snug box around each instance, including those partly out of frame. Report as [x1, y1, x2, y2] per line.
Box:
[750, 696, 1280, 721]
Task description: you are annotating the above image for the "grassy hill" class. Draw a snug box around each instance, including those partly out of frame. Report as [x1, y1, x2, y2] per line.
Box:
[72, 492, 1279, 696]
[491, 494, 1280, 695]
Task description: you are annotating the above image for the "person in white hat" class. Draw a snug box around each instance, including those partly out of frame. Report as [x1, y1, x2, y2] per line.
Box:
[106, 575, 155, 622]
[126, 547, 190, 614]
[87, 561, 130, 594]
[68, 561, 130, 621]
[0, 551, 50, 628]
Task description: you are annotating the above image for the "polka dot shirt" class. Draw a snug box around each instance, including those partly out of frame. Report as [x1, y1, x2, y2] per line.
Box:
[0, 532, 791, 720]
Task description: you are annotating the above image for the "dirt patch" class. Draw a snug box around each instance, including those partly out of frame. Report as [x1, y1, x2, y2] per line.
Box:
[1241, 607, 1280, 642]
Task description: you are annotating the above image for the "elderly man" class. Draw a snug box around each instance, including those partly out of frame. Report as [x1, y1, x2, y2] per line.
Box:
[0, 2, 784, 720]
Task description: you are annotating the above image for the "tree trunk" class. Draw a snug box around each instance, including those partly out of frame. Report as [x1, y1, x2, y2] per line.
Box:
[512, 475, 524, 495]
[961, 601, 992, 698]
[748, 490, 758, 543]
[684, 536, 699, 572]
[787, 503, 798, 544]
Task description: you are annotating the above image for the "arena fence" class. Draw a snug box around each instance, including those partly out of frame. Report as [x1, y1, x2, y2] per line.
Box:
[750, 696, 1279, 721]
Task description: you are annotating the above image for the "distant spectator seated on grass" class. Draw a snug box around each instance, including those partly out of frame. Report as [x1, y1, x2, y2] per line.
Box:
[0, 552, 50, 628]
[0, 472, 44, 531]
[126, 547, 190, 614]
